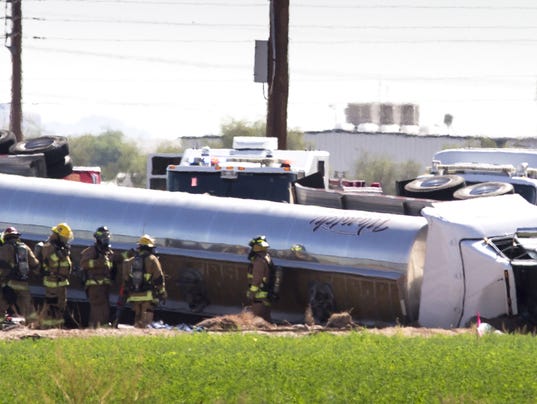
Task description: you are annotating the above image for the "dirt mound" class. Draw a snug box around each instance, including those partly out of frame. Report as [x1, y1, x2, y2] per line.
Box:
[196, 312, 276, 331]
[325, 312, 353, 329]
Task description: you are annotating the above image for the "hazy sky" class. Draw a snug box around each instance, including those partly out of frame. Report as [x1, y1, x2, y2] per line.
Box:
[2, 0, 537, 144]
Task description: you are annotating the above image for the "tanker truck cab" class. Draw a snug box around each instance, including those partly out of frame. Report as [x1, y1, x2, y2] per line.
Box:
[419, 195, 537, 328]
[166, 137, 329, 203]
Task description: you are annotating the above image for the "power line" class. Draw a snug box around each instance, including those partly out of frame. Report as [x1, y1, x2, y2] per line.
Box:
[20, 0, 537, 10]
[21, 35, 537, 45]
[23, 16, 537, 31]
[24, 0, 266, 5]
[25, 16, 266, 29]
[26, 35, 252, 43]
[23, 45, 251, 69]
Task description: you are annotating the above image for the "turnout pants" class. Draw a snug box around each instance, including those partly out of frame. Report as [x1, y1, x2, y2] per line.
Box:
[41, 286, 67, 328]
[251, 299, 272, 323]
[87, 284, 110, 328]
[131, 300, 155, 328]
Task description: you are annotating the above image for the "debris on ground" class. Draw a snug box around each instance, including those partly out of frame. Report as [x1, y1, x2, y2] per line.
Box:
[325, 311, 354, 329]
[196, 311, 276, 331]
[0, 310, 499, 340]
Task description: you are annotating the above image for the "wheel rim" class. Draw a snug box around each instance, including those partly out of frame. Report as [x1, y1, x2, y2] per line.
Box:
[24, 138, 54, 150]
[420, 177, 452, 189]
[469, 184, 502, 196]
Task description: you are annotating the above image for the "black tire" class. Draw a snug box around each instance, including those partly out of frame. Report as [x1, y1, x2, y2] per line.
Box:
[404, 175, 465, 201]
[453, 182, 514, 200]
[9, 136, 69, 165]
[0, 130, 17, 154]
[47, 155, 74, 179]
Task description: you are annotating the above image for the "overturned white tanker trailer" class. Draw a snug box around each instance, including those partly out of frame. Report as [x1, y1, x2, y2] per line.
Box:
[1, 173, 537, 328]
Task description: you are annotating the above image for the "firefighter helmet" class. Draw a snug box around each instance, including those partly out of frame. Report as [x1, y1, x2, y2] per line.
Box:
[249, 235, 269, 250]
[3, 227, 20, 241]
[138, 234, 155, 248]
[52, 223, 74, 242]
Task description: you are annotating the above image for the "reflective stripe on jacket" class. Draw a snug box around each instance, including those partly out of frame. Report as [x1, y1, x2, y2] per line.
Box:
[126, 290, 153, 302]
[80, 245, 113, 288]
[41, 241, 72, 288]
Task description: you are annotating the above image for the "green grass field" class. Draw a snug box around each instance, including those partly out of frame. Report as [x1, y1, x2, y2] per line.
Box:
[0, 331, 536, 403]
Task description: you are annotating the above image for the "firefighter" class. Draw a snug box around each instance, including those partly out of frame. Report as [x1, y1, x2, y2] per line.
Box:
[246, 235, 276, 323]
[0, 227, 40, 324]
[38, 222, 74, 328]
[120, 234, 167, 328]
[80, 226, 114, 327]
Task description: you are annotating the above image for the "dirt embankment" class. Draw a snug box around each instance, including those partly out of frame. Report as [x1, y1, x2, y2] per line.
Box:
[0, 312, 477, 341]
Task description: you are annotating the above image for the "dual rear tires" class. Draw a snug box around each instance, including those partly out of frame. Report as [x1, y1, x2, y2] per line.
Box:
[404, 175, 466, 200]
[8, 136, 73, 178]
[453, 182, 514, 200]
[404, 175, 514, 201]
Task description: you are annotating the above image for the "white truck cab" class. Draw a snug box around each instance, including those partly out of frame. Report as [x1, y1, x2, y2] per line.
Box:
[166, 137, 330, 203]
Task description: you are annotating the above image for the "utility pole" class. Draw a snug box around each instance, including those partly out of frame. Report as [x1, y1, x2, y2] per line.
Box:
[6, 0, 23, 141]
[266, 0, 289, 150]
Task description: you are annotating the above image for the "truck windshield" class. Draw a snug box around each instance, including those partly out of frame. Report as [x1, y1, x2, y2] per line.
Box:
[167, 171, 297, 203]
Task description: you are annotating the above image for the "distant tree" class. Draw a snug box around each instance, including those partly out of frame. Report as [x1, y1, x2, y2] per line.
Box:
[220, 119, 305, 150]
[219, 119, 265, 148]
[354, 152, 422, 195]
[68, 130, 146, 187]
[478, 137, 501, 148]
[287, 128, 307, 150]
[155, 140, 183, 153]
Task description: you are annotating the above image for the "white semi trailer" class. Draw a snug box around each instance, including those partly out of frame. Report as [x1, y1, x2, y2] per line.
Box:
[1, 173, 537, 328]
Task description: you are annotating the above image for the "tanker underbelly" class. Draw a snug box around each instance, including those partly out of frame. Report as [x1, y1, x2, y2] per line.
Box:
[140, 254, 406, 325]
[27, 250, 407, 326]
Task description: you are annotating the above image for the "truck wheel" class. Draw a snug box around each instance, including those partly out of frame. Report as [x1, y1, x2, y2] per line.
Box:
[9, 136, 69, 165]
[47, 155, 74, 179]
[0, 130, 16, 154]
[403, 175, 465, 200]
[453, 182, 514, 200]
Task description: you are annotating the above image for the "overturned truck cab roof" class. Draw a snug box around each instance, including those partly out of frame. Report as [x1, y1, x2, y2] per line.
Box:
[0, 174, 536, 329]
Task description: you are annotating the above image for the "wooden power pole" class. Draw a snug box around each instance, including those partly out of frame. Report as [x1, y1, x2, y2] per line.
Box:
[266, 0, 289, 150]
[6, 0, 23, 141]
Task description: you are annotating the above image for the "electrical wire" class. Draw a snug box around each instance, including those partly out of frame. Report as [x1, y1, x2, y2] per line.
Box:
[19, 0, 537, 10]
[24, 16, 266, 29]
[20, 35, 537, 45]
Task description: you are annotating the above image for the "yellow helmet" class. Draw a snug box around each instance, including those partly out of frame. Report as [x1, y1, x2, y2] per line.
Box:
[52, 223, 73, 241]
[249, 235, 269, 251]
[138, 234, 155, 248]
[291, 244, 305, 252]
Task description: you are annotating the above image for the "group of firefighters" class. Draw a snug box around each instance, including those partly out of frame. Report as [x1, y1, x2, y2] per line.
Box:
[0, 222, 284, 328]
[0, 223, 167, 329]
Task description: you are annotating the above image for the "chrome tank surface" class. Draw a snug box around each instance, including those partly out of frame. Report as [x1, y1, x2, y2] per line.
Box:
[0, 174, 429, 323]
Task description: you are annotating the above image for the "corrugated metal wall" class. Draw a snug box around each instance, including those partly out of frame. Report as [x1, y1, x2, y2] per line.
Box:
[304, 131, 481, 176]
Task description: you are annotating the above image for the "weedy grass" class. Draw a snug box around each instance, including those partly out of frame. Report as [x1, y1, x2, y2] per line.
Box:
[0, 331, 536, 403]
